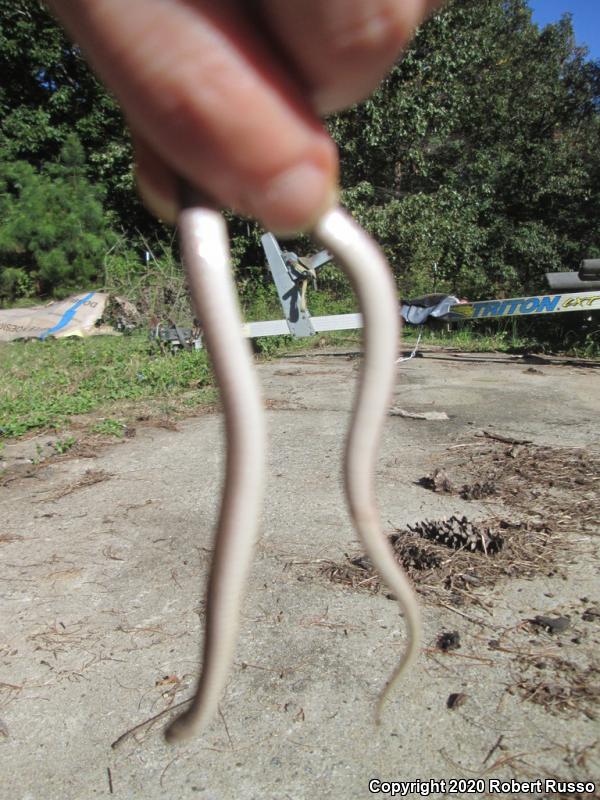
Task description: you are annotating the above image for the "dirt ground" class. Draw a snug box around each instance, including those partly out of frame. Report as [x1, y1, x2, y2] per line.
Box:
[1, 346, 599, 800]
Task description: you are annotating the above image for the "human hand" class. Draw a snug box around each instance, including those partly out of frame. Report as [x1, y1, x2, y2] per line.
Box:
[47, 0, 441, 233]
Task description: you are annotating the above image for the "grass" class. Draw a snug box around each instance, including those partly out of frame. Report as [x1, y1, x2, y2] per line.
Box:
[0, 333, 211, 439]
[249, 321, 534, 358]
[410, 325, 526, 353]
[90, 418, 127, 438]
[1, 296, 597, 443]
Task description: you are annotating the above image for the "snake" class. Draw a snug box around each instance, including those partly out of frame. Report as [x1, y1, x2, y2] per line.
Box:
[164, 199, 421, 743]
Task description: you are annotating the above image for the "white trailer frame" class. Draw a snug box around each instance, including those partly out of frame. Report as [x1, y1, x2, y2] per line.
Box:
[156, 242, 599, 350]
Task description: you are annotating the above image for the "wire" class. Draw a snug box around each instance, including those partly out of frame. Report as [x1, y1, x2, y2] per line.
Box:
[396, 326, 423, 364]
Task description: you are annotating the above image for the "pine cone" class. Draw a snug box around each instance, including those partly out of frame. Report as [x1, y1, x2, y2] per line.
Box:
[405, 515, 503, 555]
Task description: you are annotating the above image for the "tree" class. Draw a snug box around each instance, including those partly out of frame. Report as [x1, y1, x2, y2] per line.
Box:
[0, 0, 152, 233]
[1, 0, 598, 312]
[0, 135, 115, 300]
[331, 0, 600, 298]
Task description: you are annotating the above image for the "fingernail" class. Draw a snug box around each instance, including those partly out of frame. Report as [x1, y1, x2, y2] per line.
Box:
[244, 162, 339, 235]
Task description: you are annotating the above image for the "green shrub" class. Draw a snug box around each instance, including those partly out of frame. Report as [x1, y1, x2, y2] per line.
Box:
[0, 135, 114, 300]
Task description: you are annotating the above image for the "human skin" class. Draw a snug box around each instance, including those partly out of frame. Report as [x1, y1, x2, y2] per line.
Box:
[46, 0, 441, 233]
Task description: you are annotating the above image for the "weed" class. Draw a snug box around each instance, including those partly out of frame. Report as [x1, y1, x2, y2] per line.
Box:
[32, 443, 45, 465]
[53, 436, 76, 454]
[91, 419, 125, 438]
[103, 233, 191, 326]
[252, 334, 294, 356]
[0, 334, 211, 439]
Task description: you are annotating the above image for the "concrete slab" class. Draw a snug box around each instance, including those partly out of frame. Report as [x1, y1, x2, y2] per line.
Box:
[1, 348, 599, 799]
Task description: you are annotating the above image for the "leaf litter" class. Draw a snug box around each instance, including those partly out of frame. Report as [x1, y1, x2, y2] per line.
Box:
[317, 438, 599, 725]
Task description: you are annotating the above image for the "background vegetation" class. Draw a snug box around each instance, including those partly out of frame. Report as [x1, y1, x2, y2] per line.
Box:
[1, 0, 598, 303]
[0, 0, 599, 440]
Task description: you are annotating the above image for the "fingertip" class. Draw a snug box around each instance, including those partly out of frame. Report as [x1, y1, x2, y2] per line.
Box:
[242, 161, 339, 235]
[135, 150, 339, 235]
[136, 171, 179, 224]
[264, 0, 444, 116]
[133, 135, 179, 224]
[132, 105, 339, 234]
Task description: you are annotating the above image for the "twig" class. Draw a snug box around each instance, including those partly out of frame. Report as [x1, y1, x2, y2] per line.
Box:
[111, 698, 191, 749]
[439, 748, 481, 774]
[354, 575, 379, 589]
[218, 706, 234, 750]
[423, 648, 495, 666]
[478, 430, 533, 445]
[447, 443, 490, 450]
[484, 750, 537, 774]
[436, 600, 494, 629]
[170, 569, 183, 590]
[482, 735, 504, 765]
[197, 734, 272, 753]
[238, 661, 283, 674]
[159, 755, 181, 789]
[34, 469, 111, 502]
[107, 767, 114, 794]
[288, 738, 315, 750]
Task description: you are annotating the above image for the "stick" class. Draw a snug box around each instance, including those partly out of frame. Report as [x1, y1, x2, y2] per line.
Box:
[424, 648, 495, 666]
[111, 698, 191, 749]
[478, 431, 533, 445]
[436, 599, 495, 629]
[218, 706, 234, 750]
[483, 735, 504, 765]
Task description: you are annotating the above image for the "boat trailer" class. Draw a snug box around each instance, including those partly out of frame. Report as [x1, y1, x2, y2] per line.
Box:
[154, 239, 600, 350]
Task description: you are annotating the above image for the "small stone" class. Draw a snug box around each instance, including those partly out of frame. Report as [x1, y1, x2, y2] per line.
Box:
[437, 631, 461, 652]
[447, 693, 467, 710]
[531, 615, 571, 634]
[582, 606, 600, 622]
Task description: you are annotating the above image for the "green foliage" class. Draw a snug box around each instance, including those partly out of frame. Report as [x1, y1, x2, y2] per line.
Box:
[415, 324, 527, 352]
[0, 1, 154, 233]
[102, 234, 195, 325]
[0, 334, 211, 438]
[0, 0, 599, 353]
[251, 334, 293, 356]
[331, 0, 600, 300]
[31, 442, 45, 465]
[0, 135, 115, 299]
[346, 184, 489, 297]
[91, 418, 126, 438]
[0, 267, 34, 301]
[52, 435, 76, 454]
[239, 280, 282, 322]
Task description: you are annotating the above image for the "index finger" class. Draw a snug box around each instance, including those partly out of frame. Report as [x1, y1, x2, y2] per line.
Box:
[47, 0, 338, 232]
[261, 0, 443, 113]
